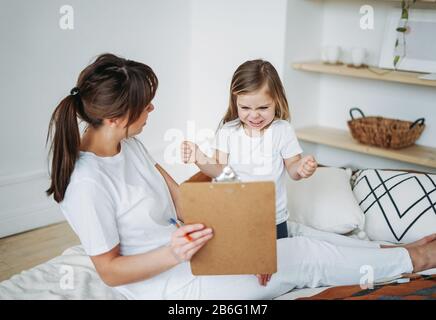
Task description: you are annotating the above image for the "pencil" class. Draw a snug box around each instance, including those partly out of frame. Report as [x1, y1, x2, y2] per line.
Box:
[168, 218, 193, 242]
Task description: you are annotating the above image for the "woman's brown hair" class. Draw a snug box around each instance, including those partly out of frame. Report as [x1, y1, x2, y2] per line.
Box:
[46, 53, 158, 202]
[220, 59, 290, 127]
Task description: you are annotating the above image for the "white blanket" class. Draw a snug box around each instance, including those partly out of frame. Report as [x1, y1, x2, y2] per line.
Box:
[0, 243, 327, 300]
[0, 246, 124, 300]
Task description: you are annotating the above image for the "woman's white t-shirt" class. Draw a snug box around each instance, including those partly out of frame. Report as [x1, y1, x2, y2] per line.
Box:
[211, 119, 303, 224]
[60, 138, 196, 299]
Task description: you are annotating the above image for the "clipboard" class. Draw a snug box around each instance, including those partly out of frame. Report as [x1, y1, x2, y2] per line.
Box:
[180, 181, 277, 275]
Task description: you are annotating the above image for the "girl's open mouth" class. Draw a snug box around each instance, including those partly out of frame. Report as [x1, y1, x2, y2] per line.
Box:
[248, 120, 264, 128]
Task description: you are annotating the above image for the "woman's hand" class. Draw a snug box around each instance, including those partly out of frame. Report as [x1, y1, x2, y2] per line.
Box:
[256, 274, 272, 286]
[296, 155, 317, 179]
[169, 223, 213, 263]
[181, 141, 198, 164]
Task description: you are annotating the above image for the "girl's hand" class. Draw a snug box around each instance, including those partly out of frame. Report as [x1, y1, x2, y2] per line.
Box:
[181, 141, 198, 164]
[168, 224, 213, 263]
[297, 155, 317, 179]
[256, 274, 272, 286]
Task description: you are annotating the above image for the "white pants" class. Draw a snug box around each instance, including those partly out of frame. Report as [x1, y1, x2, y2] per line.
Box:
[167, 223, 413, 299]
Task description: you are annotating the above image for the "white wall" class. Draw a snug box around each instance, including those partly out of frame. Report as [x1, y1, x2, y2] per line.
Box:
[2, 0, 434, 237]
[0, 0, 192, 237]
[173, 0, 289, 180]
[286, 0, 436, 172]
[189, 0, 288, 131]
[156, 0, 289, 182]
[283, 0, 324, 157]
[0, 0, 289, 237]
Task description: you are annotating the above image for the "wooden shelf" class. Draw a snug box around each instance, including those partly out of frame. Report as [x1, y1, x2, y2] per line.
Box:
[296, 126, 436, 169]
[292, 61, 436, 88]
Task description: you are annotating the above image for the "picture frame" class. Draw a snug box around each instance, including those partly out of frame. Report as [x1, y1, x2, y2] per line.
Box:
[379, 9, 436, 74]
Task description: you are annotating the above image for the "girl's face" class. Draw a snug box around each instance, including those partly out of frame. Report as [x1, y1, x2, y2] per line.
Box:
[236, 85, 275, 131]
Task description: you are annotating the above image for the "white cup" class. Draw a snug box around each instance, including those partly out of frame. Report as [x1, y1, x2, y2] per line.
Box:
[351, 47, 367, 67]
[322, 45, 341, 64]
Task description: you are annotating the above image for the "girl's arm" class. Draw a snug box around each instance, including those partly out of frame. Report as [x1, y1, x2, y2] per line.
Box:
[284, 154, 317, 180]
[181, 141, 228, 178]
[155, 163, 184, 221]
[90, 224, 213, 287]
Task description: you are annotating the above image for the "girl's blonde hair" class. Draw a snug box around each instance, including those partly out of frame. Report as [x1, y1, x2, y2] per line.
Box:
[220, 59, 290, 128]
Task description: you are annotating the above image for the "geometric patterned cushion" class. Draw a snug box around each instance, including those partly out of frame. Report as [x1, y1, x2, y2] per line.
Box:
[352, 169, 436, 243]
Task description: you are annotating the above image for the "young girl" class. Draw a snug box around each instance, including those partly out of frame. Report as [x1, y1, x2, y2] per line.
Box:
[181, 59, 317, 241]
[47, 54, 436, 299]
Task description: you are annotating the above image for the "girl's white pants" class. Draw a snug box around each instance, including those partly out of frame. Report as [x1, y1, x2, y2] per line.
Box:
[168, 222, 413, 299]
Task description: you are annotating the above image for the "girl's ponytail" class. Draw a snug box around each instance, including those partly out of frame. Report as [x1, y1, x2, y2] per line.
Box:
[46, 93, 81, 203]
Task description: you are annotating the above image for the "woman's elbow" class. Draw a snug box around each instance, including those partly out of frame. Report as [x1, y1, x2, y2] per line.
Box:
[91, 261, 123, 287]
[90, 245, 123, 287]
[98, 271, 122, 287]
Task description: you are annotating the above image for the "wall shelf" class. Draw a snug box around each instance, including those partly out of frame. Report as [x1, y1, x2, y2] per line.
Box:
[296, 126, 436, 169]
[292, 61, 436, 88]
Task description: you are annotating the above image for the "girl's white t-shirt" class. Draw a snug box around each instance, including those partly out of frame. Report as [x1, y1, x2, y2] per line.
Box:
[211, 119, 303, 224]
[60, 138, 196, 299]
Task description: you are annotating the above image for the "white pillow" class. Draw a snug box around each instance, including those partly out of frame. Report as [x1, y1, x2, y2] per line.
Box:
[286, 167, 365, 234]
[352, 169, 436, 244]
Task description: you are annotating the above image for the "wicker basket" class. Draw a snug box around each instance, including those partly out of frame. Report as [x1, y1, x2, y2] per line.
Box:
[347, 108, 425, 149]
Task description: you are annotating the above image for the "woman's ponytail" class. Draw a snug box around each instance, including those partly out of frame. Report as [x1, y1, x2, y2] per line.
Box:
[46, 94, 81, 203]
[46, 53, 158, 203]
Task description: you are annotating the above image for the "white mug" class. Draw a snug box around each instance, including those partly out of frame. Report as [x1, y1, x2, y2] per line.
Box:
[322, 45, 341, 64]
[351, 47, 367, 67]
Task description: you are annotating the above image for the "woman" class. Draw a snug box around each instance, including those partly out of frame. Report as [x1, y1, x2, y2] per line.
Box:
[46, 53, 436, 299]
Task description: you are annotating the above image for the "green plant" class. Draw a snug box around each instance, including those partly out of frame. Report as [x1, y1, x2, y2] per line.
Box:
[393, 0, 416, 68]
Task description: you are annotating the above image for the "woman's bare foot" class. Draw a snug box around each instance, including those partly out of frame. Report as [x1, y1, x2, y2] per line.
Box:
[407, 239, 436, 273]
[381, 233, 436, 249]
[404, 233, 436, 249]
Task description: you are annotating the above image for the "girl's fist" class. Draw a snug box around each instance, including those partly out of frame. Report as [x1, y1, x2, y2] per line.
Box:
[297, 155, 317, 179]
[181, 141, 197, 164]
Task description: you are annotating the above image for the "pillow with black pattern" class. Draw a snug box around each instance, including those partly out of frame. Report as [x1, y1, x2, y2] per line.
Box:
[352, 169, 436, 244]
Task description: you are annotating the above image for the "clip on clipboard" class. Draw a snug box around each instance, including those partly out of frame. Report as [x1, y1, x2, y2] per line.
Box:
[180, 166, 277, 275]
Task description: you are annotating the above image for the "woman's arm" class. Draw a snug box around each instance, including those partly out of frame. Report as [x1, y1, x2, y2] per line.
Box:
[90, 224, 213, 287]
[155, 163, 184, 221]
[91, 244, 178, 287]
[181, 141, 227, 178]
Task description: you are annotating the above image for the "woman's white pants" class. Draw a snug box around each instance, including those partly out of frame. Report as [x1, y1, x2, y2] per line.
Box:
[168, 223, 413, 299]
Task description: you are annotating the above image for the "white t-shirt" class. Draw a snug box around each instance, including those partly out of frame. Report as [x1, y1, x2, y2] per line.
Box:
[211, 119, 303, 224]
[60, 138, 196, 299]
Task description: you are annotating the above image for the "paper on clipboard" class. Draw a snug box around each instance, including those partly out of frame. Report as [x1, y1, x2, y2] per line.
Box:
[180, 180, 277, 275]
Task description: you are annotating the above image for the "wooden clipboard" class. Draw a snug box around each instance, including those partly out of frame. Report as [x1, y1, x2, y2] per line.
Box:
[180, 181, 277, 275]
